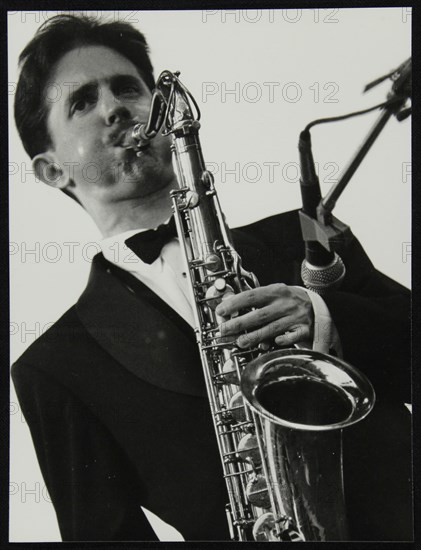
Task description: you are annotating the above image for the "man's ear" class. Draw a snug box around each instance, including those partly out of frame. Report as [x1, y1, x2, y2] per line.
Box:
[32, 152, 72, 190]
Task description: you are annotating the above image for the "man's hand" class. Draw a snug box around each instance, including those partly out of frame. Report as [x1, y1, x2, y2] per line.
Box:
[215, 284, 314, 349]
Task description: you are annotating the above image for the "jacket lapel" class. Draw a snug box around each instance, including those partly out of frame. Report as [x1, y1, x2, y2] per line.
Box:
[76, 254, 207, 397]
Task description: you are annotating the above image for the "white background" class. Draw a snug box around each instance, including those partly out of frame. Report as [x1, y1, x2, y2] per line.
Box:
[9, 8, 411, 541]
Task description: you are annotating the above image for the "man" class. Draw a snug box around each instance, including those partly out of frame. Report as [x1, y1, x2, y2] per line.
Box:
[11, 14, 412, 541]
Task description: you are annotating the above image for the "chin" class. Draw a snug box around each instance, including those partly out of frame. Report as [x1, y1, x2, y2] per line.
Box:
[138, 176, 175, 199]
[107, 145, 175, 197]
[115, 168, 173, 199]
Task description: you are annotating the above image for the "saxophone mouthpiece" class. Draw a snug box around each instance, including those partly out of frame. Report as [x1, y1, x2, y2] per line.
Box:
[121, 123, 151, 152]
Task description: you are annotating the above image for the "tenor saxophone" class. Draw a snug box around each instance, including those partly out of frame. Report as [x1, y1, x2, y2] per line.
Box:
[123, 71, 375, 541]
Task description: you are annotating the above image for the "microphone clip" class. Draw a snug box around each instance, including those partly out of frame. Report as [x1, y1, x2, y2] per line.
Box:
[299, 210, 352, 254]
[364, 58, 411, 122]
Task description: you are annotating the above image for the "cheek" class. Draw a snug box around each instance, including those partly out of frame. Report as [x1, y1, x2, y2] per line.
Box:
[73, 131, 103, 160]
[62, 134, 106, 171]
[73, 141, 91, 159]
[56, 137, 111, 186]
[155, 134, 173, 162]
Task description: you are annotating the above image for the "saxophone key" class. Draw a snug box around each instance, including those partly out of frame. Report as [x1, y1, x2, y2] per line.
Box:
[201, 169, 214, 188]
[246, 473, 271, 509]
[183, 190, 200, 209]
[236, 433, 261, 466]
[222, 358, 239, 384]
[228, 391, 247, 423]
[205, 280, 234, 310]
[252, 512, 280, 541]
[203, 254, 223, 272]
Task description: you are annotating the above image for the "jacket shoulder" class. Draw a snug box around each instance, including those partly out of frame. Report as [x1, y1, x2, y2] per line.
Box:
[11, 306, 98, 380]
[232, 209, 303, 256]
[233, 209, 301, 239]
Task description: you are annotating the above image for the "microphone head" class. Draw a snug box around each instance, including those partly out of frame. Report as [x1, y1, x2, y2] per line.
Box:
[301, 253, 346, 295]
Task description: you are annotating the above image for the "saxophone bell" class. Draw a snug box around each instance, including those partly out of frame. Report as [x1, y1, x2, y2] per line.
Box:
[241, 348, 375, 541]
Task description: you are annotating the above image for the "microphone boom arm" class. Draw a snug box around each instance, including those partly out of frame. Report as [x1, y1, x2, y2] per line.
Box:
[318, 96, 408, 225]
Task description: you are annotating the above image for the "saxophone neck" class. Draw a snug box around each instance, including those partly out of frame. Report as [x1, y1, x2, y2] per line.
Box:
[155, 70, 202, 136]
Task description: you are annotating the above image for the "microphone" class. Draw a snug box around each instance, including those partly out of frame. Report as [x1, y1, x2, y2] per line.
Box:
[299, 130, 346, 294]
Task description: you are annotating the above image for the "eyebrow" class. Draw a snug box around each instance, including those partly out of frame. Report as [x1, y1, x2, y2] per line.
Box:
[65, 73, 144, 109]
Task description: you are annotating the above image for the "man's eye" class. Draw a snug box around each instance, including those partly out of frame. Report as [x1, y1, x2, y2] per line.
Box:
[71, 94, 96, 115]
[73, 99, 87, 112]
[119, 85, 140, 96]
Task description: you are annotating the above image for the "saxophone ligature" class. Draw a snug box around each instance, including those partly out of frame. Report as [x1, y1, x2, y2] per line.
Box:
[122, 70, 375, 542]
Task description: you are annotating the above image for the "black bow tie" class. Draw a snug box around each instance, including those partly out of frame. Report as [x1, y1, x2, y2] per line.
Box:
[125, 217, 178, 264]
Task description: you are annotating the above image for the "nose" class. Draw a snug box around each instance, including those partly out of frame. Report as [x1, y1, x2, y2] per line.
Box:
[106, 106, 131, 126]
[100, 87, 131, 126]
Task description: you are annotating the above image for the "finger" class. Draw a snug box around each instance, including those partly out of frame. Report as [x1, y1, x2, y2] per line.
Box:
[215, 284, 287, 317]
[214, 324, 241, 345]
[274, 325, 311, 347]
[236, 317, 294, 349]
[214, 333, 239, 346]
[219, 304, 287, 336]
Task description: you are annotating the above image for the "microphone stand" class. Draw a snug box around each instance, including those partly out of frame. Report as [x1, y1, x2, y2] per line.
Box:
[299, 58, 411, 294]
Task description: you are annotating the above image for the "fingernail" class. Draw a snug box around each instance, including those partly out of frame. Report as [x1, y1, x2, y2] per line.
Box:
[237, 336, 249, 348]
[216, 306, 225, 316]
[215, 331, 221, 338]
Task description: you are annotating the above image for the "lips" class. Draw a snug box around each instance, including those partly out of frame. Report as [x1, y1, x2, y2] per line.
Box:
[113, 127, 133, 147]
[112, 128, 151, 155]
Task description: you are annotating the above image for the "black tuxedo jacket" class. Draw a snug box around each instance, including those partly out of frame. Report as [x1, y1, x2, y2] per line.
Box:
[12, 211, 412, 541]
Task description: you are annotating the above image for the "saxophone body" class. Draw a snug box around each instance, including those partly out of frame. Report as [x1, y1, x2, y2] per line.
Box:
[124, 71, 375, 541]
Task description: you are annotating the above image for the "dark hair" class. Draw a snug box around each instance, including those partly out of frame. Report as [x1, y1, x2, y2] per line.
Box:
[14, 14, 155, 160]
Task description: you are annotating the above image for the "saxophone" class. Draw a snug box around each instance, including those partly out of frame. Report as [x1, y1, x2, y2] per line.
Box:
[123, 71, 375, 541]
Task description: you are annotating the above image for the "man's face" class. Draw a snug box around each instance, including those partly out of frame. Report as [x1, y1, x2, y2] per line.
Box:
[45, 45, 174, 205]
